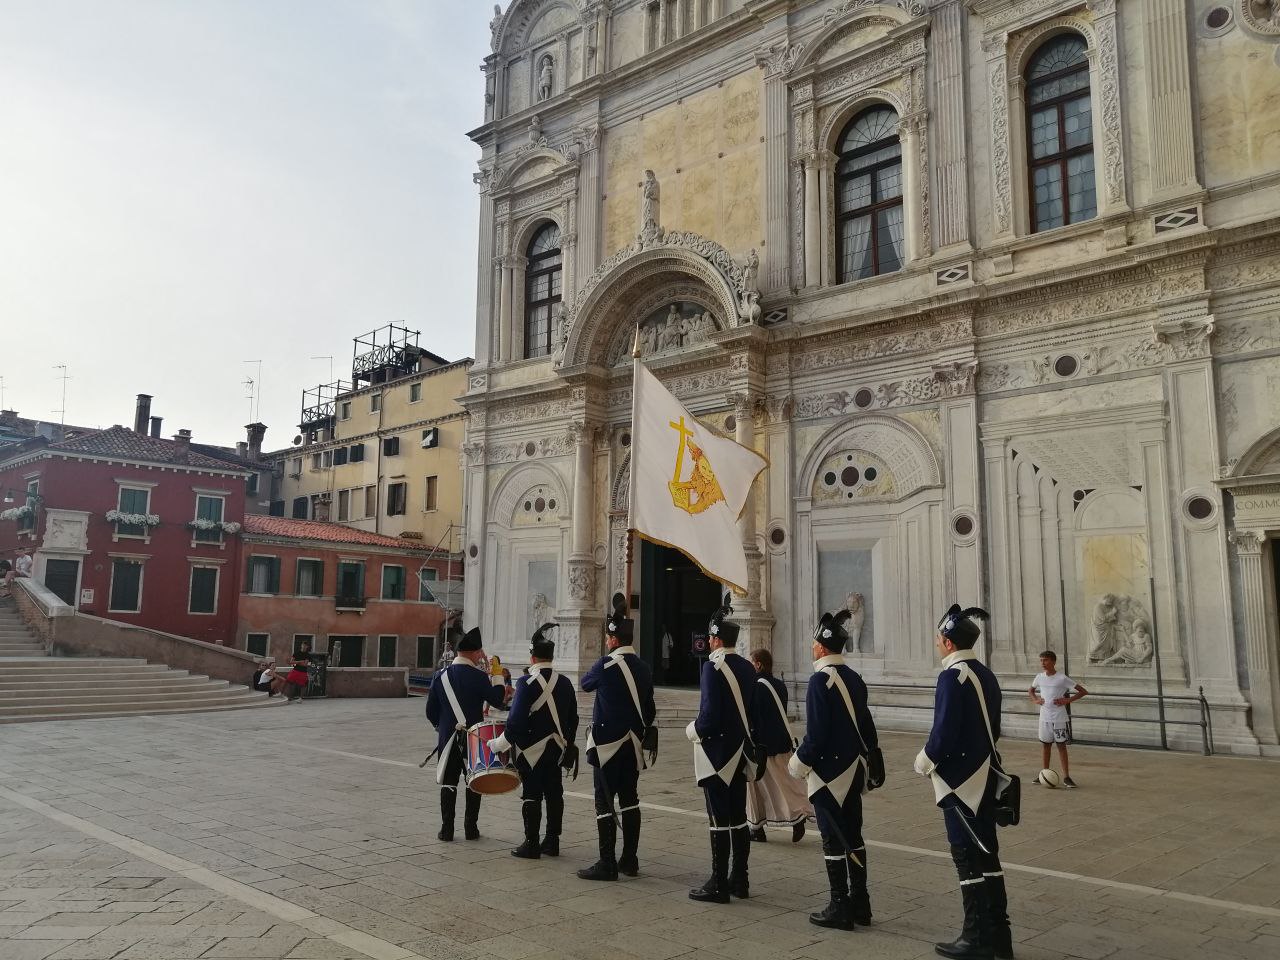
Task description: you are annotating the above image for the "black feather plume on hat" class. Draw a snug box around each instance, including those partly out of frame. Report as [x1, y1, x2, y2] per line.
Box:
[813, 609, 849, 652]
[530, 622, 557, 659]
[708, 592, 739, 646]
[937, 604, 990, 646]
[605, 593, 633, 640]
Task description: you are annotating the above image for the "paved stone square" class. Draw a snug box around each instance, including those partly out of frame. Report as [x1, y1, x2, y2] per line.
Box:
[2, 700, 1279, 960]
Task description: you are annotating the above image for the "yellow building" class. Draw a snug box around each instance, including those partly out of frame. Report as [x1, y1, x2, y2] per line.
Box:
[269, 326, 471, 560]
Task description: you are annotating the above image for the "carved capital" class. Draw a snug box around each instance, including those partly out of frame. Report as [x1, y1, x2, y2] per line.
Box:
[566, 558, 596, 604]
[764, 394, 794, 424]
[755, 41, 804, 78]
[462, 440, 486, 467]
[728, 391, 759, 422]
[1152, 316, 1215, 361]
[1229, 529, 1265, 555]
[931, 359, 979, 397]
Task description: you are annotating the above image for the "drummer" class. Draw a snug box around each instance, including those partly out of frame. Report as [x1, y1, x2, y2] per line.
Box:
[425, 626, 507, 841]
[488, 623, 579, 859]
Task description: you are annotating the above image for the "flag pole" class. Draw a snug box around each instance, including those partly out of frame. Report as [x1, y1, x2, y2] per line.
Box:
[626, 325, 641, 615]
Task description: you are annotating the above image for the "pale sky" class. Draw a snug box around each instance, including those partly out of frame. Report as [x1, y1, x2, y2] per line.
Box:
[0, 0, 489, 451]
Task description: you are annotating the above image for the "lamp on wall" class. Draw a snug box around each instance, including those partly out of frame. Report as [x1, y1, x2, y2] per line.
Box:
[3, 489, 43, 505]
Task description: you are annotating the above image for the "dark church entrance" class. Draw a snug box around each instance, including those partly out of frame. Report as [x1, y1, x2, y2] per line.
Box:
[638, 541, 723, 687]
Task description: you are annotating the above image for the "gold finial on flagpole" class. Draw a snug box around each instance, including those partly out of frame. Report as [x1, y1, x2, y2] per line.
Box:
[632, 324, 642, 359]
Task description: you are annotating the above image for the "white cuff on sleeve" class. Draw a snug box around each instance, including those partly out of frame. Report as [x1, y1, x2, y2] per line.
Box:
[685, 720, 699, 743]
[490, 675, 505, 687]
[488, 735, 510, 754]
[913, 748, 936, 777]
[787, 753, 811, 780]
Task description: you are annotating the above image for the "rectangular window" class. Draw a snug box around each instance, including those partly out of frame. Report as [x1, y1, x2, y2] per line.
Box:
[193, 495, 224, 543]
[245, 555, 280, 595]
[387, 482, 407, 516]
[311, 453, 323, 470]
[333, 446, 348, 466]
[246, 473, 259, 496]
[409, 382, 422, 403]
[416, 635, 432, 668]
[364, 485, 377, 517]
[289, 457, 302, 476]
[381, 565, 406, 600]
[340, 401, 351, 420]
[370, 393, 381, 413]
[383, 436, 400, 457]
[378, 635, 398, 667]
[115, 487, 151, 538]
[296, 559, 323, 596]
[350, 443, 365, 463]
[108, 559, 143, 612]
[329, 635, 365, 667]
[246, 633, 269, 657]
[291, 496, 308, 519]
[321, 450, 333, 469]
[337, 561, 365, 607]
[311, 494, 330, 522]
[18, 480, 38, 533]
[418, 566, 438, 602]
[189, 566, 218, 614]
[425, 475, 438, 512]
[293, 634, 314, 655]
[337, 488, 350, 521]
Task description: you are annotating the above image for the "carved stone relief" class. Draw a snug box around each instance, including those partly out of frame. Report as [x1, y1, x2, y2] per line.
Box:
[812, 449, 897, 503]
[1087, 593, 1153, 665]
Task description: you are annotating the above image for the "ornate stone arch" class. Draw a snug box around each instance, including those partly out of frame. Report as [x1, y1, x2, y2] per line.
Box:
[610, 452, 630, 513]
[1007, 16, 1098, 77]
[490, 462, 570, 529]
[794, 3, 917, 71]
[555, 233, 757, 369]
[1230, 426, 1280, 479]
[798, 414, 942, 502]
[495, 146, 577, 193]
[819, 87, 908, 156]
[493, 0, 577, 56]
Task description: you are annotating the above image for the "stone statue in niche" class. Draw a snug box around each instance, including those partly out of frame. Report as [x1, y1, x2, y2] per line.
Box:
[619, 304, 719, 363]
[530, 593, 553, 636]
[537, 56, 554, 102]
[1087, 594, 1152, 664]
[845, 592, 866, 651]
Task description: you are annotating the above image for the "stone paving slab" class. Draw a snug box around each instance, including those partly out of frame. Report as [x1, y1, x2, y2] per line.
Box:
[2, 700, 1279, 960]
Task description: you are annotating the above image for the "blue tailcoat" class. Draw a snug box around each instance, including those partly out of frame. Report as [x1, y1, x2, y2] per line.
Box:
[689, 651, 758, 785]
[921, 650, 1003, 816]
[504, 666, 579, 771]
[425, 660, 506, 757]
[795, 657, 878, 805]
[750, 673, 796, 756]
[580, 646, 655, 768]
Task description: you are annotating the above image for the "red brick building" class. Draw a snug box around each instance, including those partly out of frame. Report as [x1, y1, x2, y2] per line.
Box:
[237, 515, 459, 669]
[0, 426, 252, 644]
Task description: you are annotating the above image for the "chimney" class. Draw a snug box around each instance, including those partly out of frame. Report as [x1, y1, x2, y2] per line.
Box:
[134, 394, 153, 434]
[236, 442, 248, 457]
[246, 422, 267, 460]
[149, 416, 163, 438]
[173, 429, 192, 453]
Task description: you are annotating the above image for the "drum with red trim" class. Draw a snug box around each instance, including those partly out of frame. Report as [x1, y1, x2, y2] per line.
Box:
[465, 720, 520, 795]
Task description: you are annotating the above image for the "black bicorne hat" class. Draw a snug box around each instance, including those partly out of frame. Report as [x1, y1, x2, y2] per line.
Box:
[937, 604, 990, 647]
[604, 593, 633, 641]
[456, 626, 483, 652]
[708, 592, 740, 646]
[812, 609, 852, 652]
[530, 622, 557, 660]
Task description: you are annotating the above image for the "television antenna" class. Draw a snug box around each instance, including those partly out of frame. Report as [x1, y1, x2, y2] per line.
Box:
[242, 378, 256, 423]
[243, 359, 263, 422]
[53, 365, 70, 426]
[311, 355, 334, 382]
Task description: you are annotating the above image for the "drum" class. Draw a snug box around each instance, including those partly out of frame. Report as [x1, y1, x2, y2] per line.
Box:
[465, 720, 520, 795]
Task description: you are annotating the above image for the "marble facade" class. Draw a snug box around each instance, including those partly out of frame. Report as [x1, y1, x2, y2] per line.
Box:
[462, 0, 1280, 753]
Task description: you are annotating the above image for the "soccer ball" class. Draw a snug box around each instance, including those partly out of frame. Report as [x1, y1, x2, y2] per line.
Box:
[1038, 769, 1061, 788]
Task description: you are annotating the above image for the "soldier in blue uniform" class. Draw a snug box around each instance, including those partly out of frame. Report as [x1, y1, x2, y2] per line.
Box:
[488, 623, 579, 859]
[788, 609, 884, 930]
[914, 605, 1013, 960]
[686, 595, 758, 903]
[577, 594, 657, 881]
[425, 626, 507, 841]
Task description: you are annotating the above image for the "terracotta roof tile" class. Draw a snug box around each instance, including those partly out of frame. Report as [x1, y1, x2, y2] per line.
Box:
[47, 426, 248, 472]
[242, 514, 431, 551]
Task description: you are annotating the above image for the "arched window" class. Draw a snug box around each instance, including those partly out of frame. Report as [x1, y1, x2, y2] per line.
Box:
[524, 223, 561, 359]
[835, 106, 904, 283]
[1026, 34, 1095, 233]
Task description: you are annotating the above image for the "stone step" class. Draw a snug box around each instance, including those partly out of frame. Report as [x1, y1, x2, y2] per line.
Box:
[0, 658, 161, 671]
[0, 689, 264, 719]
[0, 684, 247, 707]
[0, 698, 283, 725]
[0, 675, 215, 692]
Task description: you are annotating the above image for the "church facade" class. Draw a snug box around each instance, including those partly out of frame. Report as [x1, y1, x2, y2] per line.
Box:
[461, 0, 1280, 753]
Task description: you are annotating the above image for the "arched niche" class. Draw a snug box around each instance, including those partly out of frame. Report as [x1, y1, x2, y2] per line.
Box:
[490, 463, 570, 530]
[798, 414, 942, 503]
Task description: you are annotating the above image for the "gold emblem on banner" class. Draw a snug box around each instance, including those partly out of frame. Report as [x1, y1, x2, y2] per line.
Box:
[667, 416, 725, 515]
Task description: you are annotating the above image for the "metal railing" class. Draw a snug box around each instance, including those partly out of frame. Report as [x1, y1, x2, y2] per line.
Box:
[778, 677, 1214, 756]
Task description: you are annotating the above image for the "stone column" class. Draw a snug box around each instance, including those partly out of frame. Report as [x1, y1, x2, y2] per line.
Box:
[802, 155, 821, 287]
[729, 392, 773, 649]
[562, 420, 599, 675]
[900, 116, 927, 263]
[511, 256, 529, 359]
[462, 440, 488, 635]
[1086, 0, 1129, 216]
[981, 435, 1016, 672]
[982, 36, 1016, 240]
[1140, 0, 1200, 198]
[756, 43, 797, 293]
[932, 0, 971, 249]
[1231, 530, 1280, 745]
[817, 152, 834, 286]
[576, 127, 601, 291]
[473, 190, 495, 367]
[497, 256, 514, 363]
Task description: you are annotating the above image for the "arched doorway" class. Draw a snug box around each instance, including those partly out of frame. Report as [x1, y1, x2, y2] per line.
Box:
[638, 541, 723, 687]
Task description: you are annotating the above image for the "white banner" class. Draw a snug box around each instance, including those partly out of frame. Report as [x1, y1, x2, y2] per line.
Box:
[629, 359, 767, 593]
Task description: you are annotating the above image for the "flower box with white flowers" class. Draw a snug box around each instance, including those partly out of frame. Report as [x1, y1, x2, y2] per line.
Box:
[0, 504, 35, 522]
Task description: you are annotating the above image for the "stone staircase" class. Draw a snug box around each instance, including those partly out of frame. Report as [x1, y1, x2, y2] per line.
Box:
[0, 598, 276, 723]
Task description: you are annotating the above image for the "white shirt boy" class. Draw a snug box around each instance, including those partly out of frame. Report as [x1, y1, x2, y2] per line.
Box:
[1033, 671, 1076, 743]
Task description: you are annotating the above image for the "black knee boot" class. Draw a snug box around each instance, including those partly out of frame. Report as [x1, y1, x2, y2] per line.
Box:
[463, 789, 482, 841]
[848, 847, 872, 926]
[512, 800, 541, 859]
[810, 850, 854, 930]
[541, 791, 563, 857]
[980, 853, 1012, 959]
[618, 807, 641, 877]
[437, 788, 456, 841]
[935, 845, 993, 959]
[577, 814, 618, 881]
[729, 826, 751, 899]
[689, 830, 731, 903]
